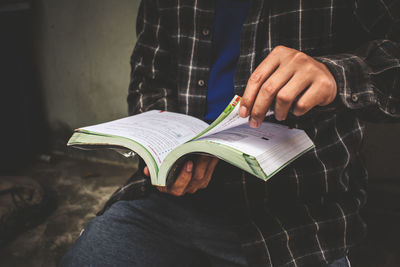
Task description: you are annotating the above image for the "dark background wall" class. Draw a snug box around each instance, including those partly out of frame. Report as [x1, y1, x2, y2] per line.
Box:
[362, 123, 400, 180]
[34, 0, 140, 130]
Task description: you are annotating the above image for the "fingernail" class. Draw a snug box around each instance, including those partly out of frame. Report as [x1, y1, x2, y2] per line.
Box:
[249, 118, 259, 128]
[239, 105, 248, 117]
[186, 161, 193, 172]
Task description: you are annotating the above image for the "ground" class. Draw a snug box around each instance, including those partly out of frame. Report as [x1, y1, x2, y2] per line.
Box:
[0, 155, 136, 267]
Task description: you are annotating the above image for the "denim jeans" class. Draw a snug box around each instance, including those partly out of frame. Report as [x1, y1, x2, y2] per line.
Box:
[324, 257, 350, 267]
[60, 190, 350, 267]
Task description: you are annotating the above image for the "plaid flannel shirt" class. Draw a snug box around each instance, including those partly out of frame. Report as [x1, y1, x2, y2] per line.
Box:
[127, 0, 400, 266]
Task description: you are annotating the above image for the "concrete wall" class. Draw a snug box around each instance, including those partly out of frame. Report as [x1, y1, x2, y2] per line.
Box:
[35, 0, 140, 130]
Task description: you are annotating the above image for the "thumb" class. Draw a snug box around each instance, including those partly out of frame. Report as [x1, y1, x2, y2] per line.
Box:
[143, 166, 150, 177]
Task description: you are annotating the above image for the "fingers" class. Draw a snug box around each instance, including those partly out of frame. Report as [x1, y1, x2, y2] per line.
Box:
[198, 157, 219, 189]
[240, 49, 281, 118]
[291, 86, 319, 116]
[292, 77, 337, 116]
[241, 45, 337, 125]
[249, 64, 295, 126]
[158, 160, 193, 196]
[185, 155, 215, 194]
[273, 71, 311, 120]
[156, 155, 219, 196]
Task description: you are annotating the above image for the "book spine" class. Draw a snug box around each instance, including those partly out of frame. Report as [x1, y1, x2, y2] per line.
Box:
[243, 154, 268, 181]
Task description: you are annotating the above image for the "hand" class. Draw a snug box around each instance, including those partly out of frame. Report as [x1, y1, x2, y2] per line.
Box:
[239, 45, 337, 126]
[143, 155, 219, 196]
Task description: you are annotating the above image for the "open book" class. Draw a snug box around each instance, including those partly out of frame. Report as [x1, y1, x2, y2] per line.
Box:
[68, 96, 314, 186]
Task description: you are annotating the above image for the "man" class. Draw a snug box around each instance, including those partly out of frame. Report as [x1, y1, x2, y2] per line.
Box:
[61, 0, 400, 266]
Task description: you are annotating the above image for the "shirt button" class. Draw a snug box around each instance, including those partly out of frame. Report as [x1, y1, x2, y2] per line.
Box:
[351, 93, 358, 103]
[198, 79, 205, 86]
[202, 28, 210, 36]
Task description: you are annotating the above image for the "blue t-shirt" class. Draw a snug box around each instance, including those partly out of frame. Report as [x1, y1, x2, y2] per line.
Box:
[204, 0, 249, 123]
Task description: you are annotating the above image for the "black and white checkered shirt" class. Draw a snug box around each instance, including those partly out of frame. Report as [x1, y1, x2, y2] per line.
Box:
[127, 0, 400, 266]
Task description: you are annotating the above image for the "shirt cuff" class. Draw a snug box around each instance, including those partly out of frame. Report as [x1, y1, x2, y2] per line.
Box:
[315, 54, 377, 110]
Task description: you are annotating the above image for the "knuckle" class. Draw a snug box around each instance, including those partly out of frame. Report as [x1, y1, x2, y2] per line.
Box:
[276, 92, 292, 105]
[318, 77, 334, 90]
[240, 98, 250, 108]
[249, 71, 262, 83]
[260, 81, 276, 95]
[292, 52, 308, 64]
[304, 63, 317, 73]
[193, 174, 203, 181]
[294, 102, 308, 116]
[171, 188, 184, 196]
[251, 110, 264, 120]
[272, 45, 286, 54]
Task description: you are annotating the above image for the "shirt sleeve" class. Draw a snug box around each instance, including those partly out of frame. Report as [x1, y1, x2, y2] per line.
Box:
[127, 0, 178, 115]
[315, 0, 400, 122]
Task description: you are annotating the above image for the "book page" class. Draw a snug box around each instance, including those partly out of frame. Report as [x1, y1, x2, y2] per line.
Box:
[198, 102, 247, 139]
[81, 111, 209, 167]
[198, 99, 274, 140]
[197, 122, 300, 157]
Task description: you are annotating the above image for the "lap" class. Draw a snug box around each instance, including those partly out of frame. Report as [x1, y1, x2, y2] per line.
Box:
[60, 190, 247, 267]
[324, 256, 351, 267]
